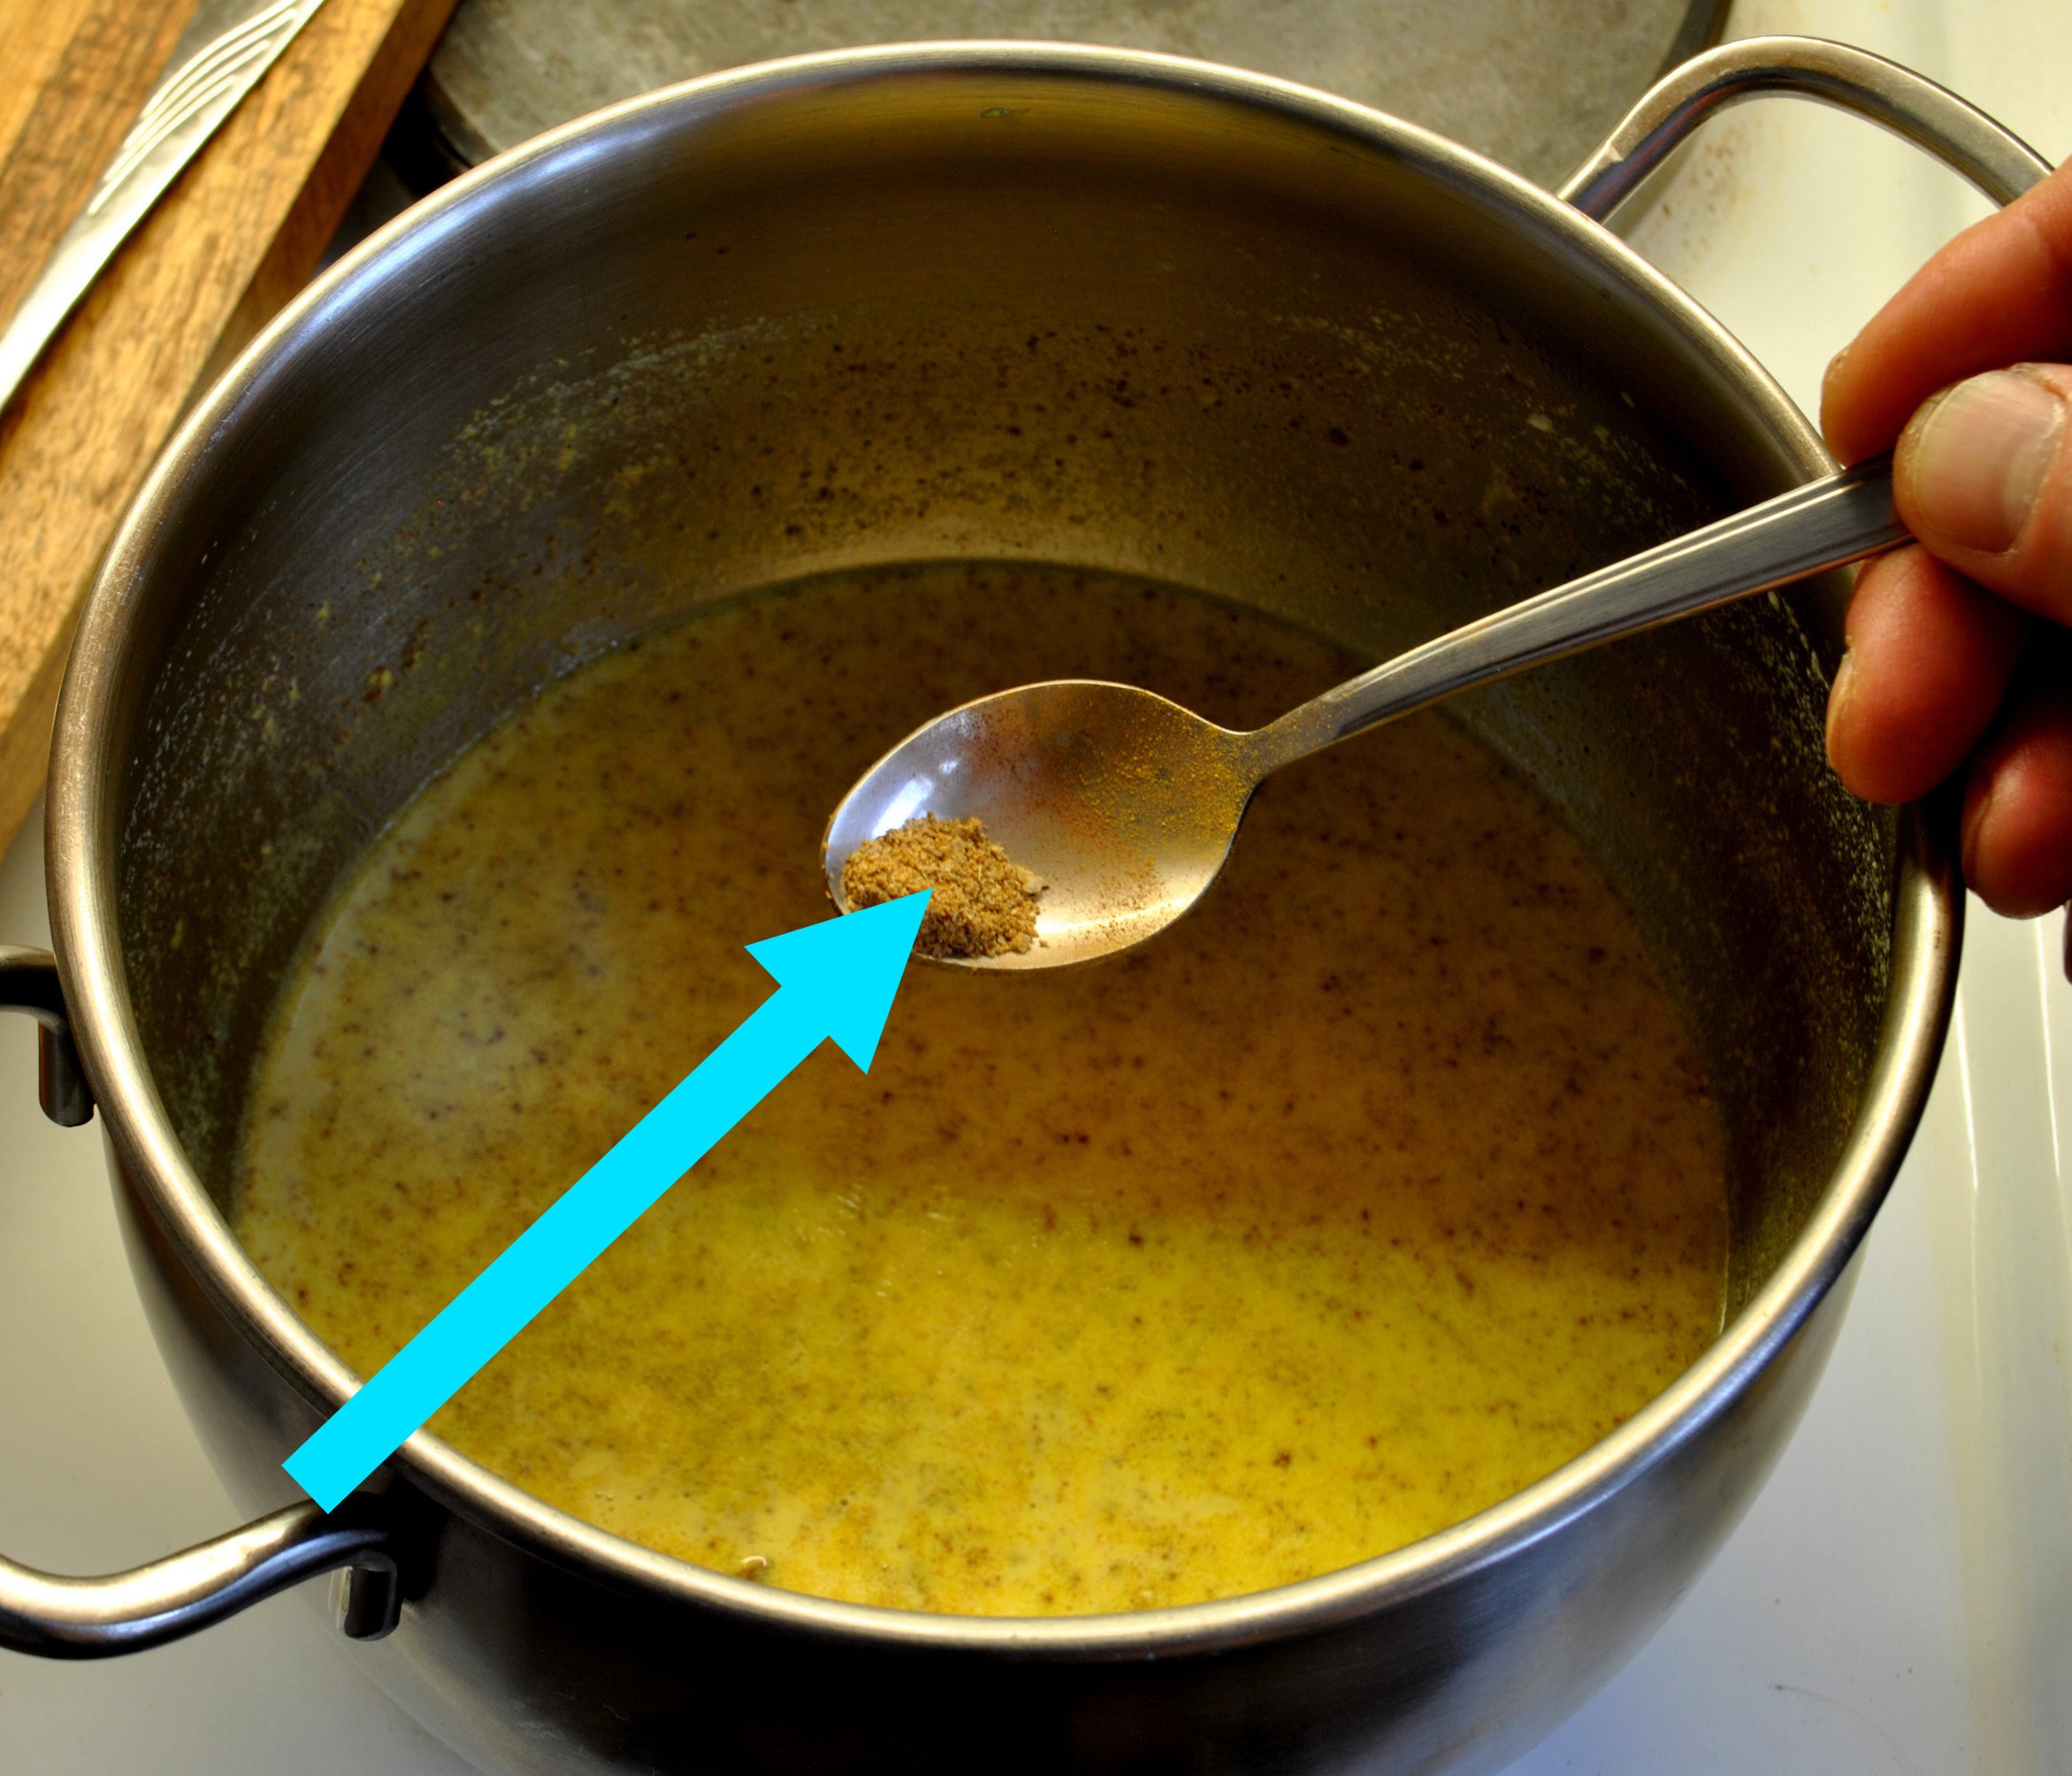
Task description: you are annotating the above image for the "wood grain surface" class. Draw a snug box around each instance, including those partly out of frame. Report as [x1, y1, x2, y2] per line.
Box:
[0, 0, 461, 855]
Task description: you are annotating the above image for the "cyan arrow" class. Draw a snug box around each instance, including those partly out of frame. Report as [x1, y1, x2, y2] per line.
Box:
[283, 892, 933, 1512]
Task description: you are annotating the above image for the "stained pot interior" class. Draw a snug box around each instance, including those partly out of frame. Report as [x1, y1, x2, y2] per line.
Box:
[103, 59, 1891, 1328]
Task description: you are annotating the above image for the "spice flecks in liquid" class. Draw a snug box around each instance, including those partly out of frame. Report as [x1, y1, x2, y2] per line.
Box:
[234, 563, 1727, 1617]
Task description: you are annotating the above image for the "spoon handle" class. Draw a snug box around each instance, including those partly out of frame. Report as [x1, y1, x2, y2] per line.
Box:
[1251, 453, 1901, 766]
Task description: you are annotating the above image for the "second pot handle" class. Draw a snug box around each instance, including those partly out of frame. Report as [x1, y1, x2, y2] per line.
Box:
[0, 945, 93, 1127]
[1561, 34, 2053, 221]
[0, 946, 404, 1656]
[1, 1496, 401, 1657]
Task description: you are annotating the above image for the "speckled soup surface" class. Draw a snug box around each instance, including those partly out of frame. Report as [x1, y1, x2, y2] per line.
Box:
[235, 562, 1727, 1616]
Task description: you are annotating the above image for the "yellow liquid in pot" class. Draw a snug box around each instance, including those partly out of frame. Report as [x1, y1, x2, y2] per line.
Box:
[234, 563, 1727, 1616]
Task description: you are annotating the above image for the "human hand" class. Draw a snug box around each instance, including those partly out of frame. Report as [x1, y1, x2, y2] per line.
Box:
[1821, 157, 2072, 930]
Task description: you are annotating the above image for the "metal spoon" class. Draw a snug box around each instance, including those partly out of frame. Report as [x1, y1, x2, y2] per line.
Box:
[823, 455, 1903, 969]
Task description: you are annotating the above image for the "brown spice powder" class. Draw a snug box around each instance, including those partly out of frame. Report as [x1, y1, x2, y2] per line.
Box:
[841, 815, 1043, 958]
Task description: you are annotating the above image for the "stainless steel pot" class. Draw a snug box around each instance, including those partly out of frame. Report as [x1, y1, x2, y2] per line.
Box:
[0, 35, 2045, 1776]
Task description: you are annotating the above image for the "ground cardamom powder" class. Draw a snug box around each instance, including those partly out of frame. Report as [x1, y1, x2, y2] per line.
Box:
[841, 815, 1043, 958]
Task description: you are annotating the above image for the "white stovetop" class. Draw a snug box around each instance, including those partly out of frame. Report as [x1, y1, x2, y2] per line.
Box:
[4, 2, 2069, 1769]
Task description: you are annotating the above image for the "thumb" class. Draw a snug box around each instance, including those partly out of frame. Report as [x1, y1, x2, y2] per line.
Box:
[1894, 364, 2072, 624]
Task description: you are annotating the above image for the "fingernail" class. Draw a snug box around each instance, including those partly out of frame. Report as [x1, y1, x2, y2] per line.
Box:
[1961, 768, 1997, 887]
[1824, 649, 1856, 765]
[1902, 370, 2066, 554]
[1820, 342, 1852, 409]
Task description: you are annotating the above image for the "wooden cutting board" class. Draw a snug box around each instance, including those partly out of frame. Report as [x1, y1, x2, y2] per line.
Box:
[0, 0, 462, 858]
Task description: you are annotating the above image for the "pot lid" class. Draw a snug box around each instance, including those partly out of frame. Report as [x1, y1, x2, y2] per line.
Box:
[417, 0, 1727, 189]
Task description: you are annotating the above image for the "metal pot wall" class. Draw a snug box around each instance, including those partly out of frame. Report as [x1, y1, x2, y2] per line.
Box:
[0, 35, 2043, 1776]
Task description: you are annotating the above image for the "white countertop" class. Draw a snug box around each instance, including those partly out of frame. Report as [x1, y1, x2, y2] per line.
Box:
[4, 1, 2069, 1768]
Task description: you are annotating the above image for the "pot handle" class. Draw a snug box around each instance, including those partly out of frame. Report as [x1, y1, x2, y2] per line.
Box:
[1561, 34, 2054, 221]
[0, 945, 404, 1657]
[1, 1496, 400, 1658]
[0, 945, 94, 1127]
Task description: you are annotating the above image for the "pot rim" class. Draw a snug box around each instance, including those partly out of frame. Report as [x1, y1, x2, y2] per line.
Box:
[45, 39, 1960, 1658]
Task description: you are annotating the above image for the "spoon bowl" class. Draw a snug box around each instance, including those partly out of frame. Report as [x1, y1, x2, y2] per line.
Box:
[823, 680, 1259, 969]
[826, 454, 1906, 968]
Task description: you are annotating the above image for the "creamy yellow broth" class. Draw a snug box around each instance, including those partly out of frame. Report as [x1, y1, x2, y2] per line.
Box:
[234, 563, 1726, 1616]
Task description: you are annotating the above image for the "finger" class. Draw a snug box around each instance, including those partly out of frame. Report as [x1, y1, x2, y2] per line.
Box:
[1961, 685, 2072, 917]
[1824, 544, 2028, 805]
[1823, 160, 2072, 463]
[1890, 364, 2072, 624]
